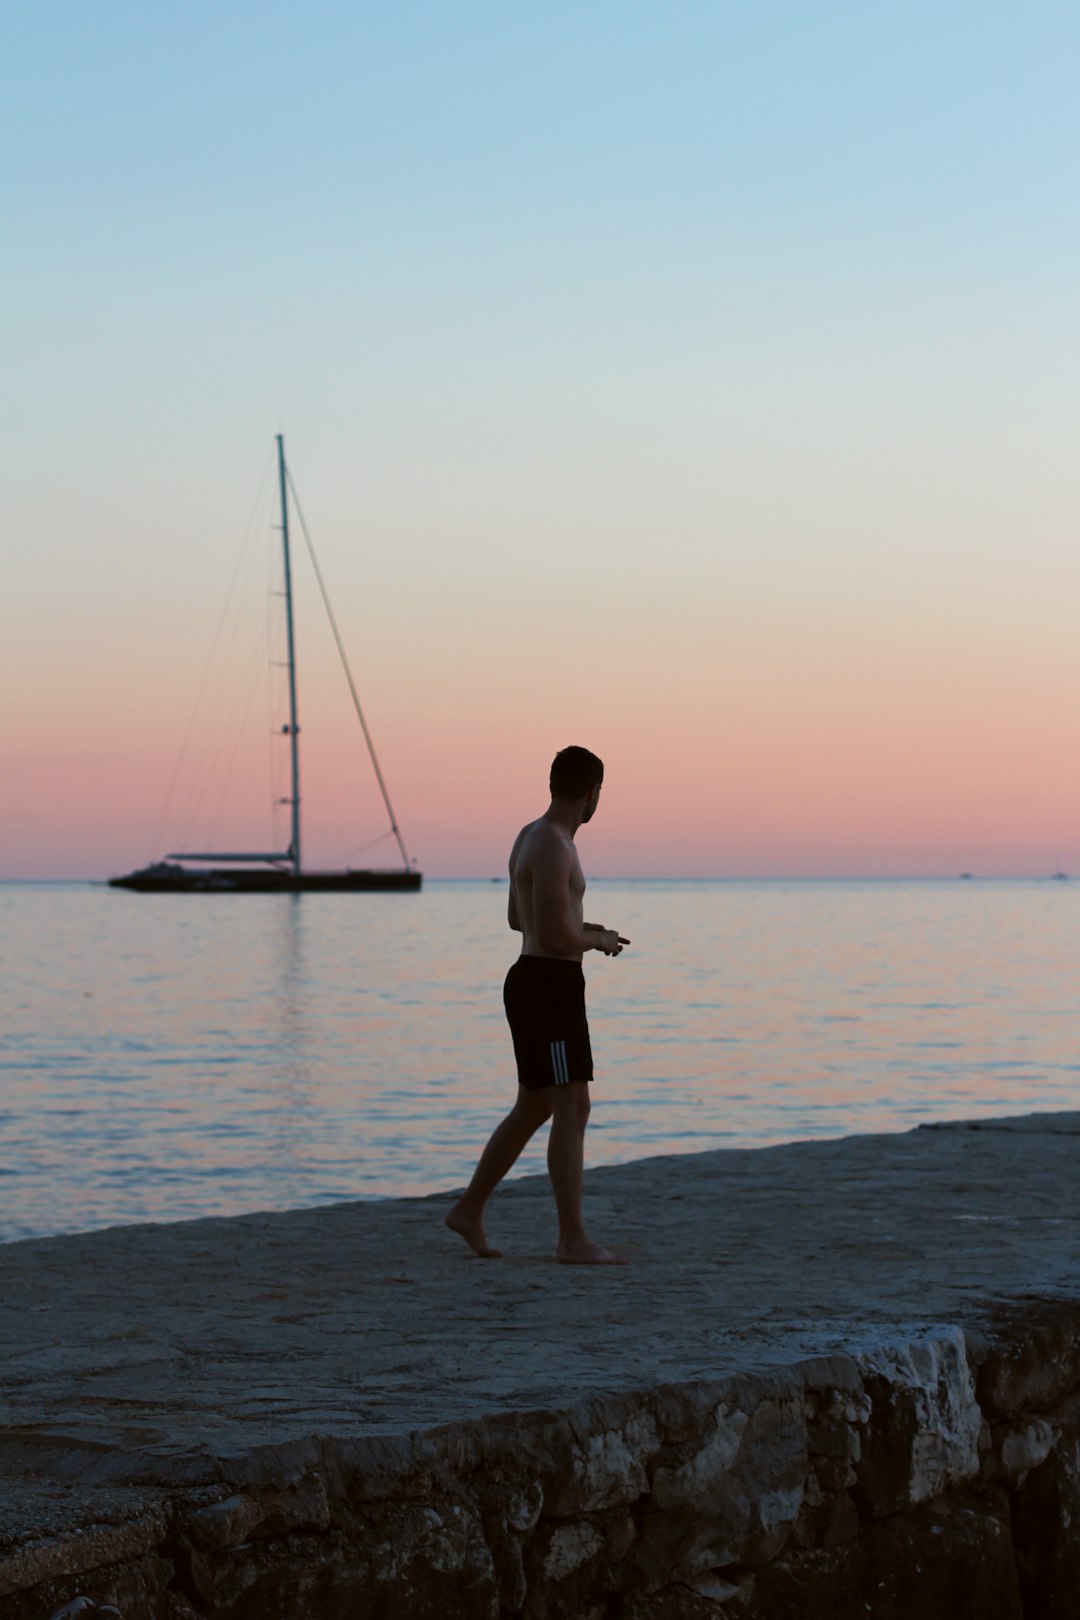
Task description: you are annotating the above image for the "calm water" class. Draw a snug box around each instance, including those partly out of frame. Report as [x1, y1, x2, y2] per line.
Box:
[1, 879, 1077, 1243]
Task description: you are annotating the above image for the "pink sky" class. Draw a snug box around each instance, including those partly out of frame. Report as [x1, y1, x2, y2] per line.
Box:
[7, 547, 1077, 879]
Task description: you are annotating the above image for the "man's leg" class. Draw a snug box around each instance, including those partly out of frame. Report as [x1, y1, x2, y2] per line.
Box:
[445, 1086, 554, 1257]
[548, 1082, 625, 1264]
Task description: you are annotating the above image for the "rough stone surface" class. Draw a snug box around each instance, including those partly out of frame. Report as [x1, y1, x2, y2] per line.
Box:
[3, 1110, 1080, 1617]
[1012, 1430, 1080, 1618]
[854, 1330, 982, 1515]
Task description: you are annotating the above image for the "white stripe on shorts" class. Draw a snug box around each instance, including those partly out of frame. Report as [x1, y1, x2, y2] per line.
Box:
[550, 1039, 569, 1085]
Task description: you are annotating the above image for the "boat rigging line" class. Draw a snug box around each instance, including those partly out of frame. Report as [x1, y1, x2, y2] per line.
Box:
[148, 445, 277, 862]
[284, 464, 414, 874]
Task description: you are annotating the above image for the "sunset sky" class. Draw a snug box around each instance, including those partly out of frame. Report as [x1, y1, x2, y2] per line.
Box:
[6, 2, 1079, 879]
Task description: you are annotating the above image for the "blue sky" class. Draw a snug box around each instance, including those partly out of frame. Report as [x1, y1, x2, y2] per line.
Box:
[10, 3, 1078, 465]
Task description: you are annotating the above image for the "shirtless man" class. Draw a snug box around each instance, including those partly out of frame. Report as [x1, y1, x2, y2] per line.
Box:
[446, 746, 629, 1264]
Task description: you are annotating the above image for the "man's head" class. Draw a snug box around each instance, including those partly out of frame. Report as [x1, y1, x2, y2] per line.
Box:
[550, 746, 604, 821]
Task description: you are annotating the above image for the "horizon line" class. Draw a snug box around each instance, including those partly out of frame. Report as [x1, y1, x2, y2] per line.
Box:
[0, 872, 1072, 887]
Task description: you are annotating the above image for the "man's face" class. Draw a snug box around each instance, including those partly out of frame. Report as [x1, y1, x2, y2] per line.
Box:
[581, 782, 602, 824]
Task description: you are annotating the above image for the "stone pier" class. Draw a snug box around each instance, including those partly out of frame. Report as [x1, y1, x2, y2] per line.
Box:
[2, 1112, 1079, 1618]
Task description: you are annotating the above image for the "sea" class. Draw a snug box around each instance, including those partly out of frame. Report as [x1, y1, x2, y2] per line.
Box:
[1, 878, 1077, 1245]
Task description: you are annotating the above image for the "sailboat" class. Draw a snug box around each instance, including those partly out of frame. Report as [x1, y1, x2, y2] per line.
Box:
[110, 436, 422, 894]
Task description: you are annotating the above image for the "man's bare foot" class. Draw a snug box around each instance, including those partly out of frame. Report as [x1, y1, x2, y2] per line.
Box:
[556, 1239, 628, 1265]
[445, 1204, 502, 1258]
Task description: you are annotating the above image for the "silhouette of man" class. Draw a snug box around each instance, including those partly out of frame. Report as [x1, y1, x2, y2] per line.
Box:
[446, 746, 629, 1263]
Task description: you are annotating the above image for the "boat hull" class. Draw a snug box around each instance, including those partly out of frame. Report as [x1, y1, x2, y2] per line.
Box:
[109, 866, 422, 893]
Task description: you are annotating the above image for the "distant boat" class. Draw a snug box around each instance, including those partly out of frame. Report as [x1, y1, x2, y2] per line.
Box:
[110, 437, 421, 895]
[1052, 872, 1068, 881]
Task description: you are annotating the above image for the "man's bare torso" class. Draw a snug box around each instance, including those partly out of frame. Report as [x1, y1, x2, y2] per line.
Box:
[508, 818, 586, 961]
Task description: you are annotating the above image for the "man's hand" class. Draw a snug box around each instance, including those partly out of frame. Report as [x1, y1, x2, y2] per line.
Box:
[588, 926, 629, 956]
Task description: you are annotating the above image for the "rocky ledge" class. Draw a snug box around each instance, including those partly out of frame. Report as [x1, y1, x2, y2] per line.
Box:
[2, 1112, 1079, 1618]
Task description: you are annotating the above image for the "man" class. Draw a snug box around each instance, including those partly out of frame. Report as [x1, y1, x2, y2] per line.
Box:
[446, 746, 629, 1264]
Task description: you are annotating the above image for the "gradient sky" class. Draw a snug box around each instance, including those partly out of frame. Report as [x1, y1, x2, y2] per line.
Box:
[5, 2, 1079, 878]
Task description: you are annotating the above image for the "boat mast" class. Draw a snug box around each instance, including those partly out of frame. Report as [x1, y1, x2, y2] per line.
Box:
[278, 434, 302, 877]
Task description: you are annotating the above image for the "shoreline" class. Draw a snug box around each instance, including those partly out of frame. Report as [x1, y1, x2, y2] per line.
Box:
[5, 1103, 1078, 1250]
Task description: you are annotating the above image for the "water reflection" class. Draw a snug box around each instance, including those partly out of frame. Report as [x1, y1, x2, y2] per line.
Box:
[1, 880, 1078, 1241]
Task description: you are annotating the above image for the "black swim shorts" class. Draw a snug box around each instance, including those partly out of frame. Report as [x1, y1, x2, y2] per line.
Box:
[503, 956, 594, 1091]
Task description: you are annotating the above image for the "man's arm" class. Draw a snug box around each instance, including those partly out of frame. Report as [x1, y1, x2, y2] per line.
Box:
[532, 843, 625, 956]
[507, 828, 525, 932]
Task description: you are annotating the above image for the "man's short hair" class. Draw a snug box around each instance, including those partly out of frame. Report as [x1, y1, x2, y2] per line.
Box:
[550, 746, 604, 800]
